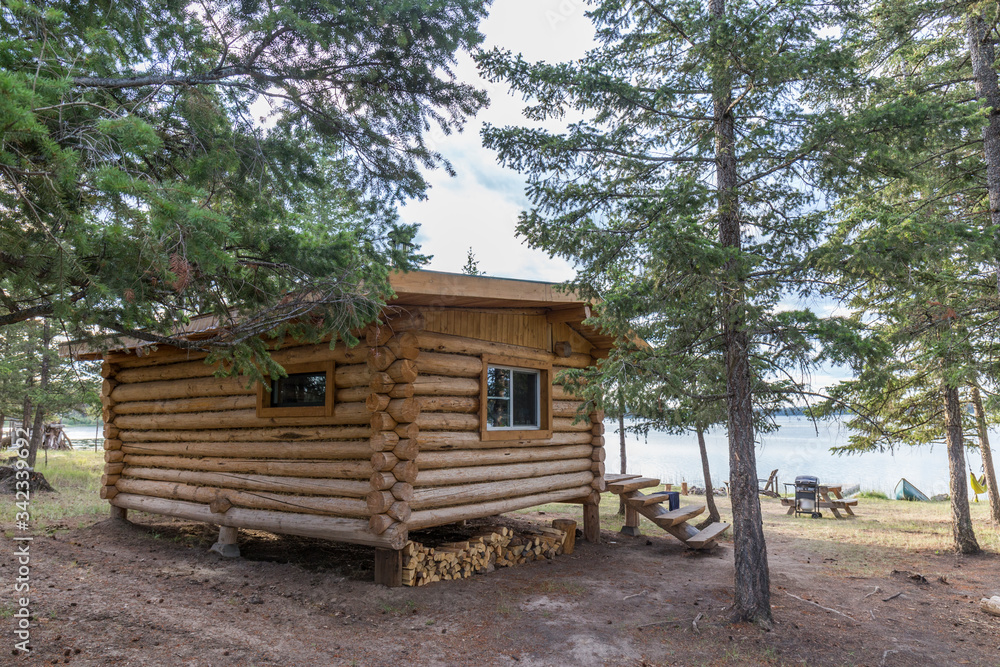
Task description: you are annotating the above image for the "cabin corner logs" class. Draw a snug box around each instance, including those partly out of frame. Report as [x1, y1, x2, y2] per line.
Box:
[97, 307, 609, 586]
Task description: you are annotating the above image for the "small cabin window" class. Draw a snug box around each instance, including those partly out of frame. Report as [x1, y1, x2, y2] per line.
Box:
[480, 355, 552, 441]
[256, 360, 335, 418]
[486, 366, 540, 429]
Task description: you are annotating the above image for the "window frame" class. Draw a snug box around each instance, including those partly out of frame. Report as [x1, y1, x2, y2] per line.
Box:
[480, 354, 552, 441]
[256, 360, 336, 419]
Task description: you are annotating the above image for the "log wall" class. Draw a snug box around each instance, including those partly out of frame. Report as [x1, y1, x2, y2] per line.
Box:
[99, 306, 608, 546]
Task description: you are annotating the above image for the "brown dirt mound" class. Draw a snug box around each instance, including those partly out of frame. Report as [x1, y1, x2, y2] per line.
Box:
[0, 465, 56, 493]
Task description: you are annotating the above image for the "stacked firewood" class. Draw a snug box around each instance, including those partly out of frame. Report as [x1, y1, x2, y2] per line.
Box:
[401, 525, 569, 586]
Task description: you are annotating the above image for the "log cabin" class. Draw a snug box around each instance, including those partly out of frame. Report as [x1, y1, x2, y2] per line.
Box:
[70, 270, 617, 585]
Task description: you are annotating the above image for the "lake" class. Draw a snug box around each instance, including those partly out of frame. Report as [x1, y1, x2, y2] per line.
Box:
[57, 417, 992, 498]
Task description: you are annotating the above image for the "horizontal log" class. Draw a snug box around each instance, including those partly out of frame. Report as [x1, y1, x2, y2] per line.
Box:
[415, 458, 593, 488]
[552, 400, 587, 419]
[387, 501, 410, 522]
[592, 422, 605, 435]
[387, 383, 414, 399]
[119, 425, 370, 443]
[415, 444, 593, 470]
[101, 474, 120, 486]
[371, 412, 397, 432]
[412, 375, 479, 397]
[368, 346, 396, 372]
[366, 325, 394, 347]
[393, 460, 418, 484]
[336, 364, 372, 387]
[371, 452, 399, 471]
[592, 435, 605, 447]
[115, 403, 371, 431]
[418, 430, 593, 451]
[591, 461, 606, 476]
[391, 482, 413, 502]
[416, 351, 482, 378]
[379, 311, 425, 332]
[367, 490, 395, 514]
[122, 454, 372, 479]
[105, 462, 124, 475]
[370, 471, 397, 490]
[120, 440, 371, 460]
[412, 470, 594, 510]
[551, 384, 583, 400]
[592, 447, 606, 462]
[124, 466, 370, 497]
[386, 332, 420, 360]
[369, 513, 396, 535]
[553, 417, 595, 432]
[116, 478, 369, 518]
[387, 398, 420, 423]
[101, 361, 115, 378]
[114, 394, 256, 416]
[116, 359, 222, 384]
[105, 450, 123, 463]
[415, 412, 478, 431]
[407, 483, 594, 529]
[100, 485, 118, 499]
[414, 331, 552, 363]
[110, 493, 407, 549]
[395, 422, 419, 440]
[415, 396, 479, 413]
[392, 438, 418, 461]
[103, 439, 122, 451]
[369, 432, 400, 452]
[366, 393, 390, 412]
[370, 372, 395, 393]
[386, 360, 417, 384]
[104, 424, 120, 438]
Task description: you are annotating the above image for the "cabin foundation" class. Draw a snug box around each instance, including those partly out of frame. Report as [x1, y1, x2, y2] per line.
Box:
[210, 525, 241, 558]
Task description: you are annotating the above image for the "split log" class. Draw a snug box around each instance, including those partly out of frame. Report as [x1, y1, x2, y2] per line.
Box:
[416, 352, 482, 378]
[415, 396, 479, 413]
[418, 430, 593, 451]
[412, 375, 479, 397]
[369, 513, 395, 535]
[415, 459, 593, 488]
[407, 484, 593, 529]
[412, 472, 595, 513]
[121, 454, 372, 479]
[115, 478, 369, 518]
[416, 444, 593, 470]
[120, 440, 372, 460]
[115, 404, 372, 430]
[110, 493, 407, 549]
[392, 439, 418, 461]
[124, 466, 370, 497]
[111, 376, 250, 403]
[113, 394, 256, 416]
[416, 412, 478, 431]
[119, 425, 370, 443]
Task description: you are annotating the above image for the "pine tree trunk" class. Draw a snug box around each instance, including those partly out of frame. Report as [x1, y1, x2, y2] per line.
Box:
[697, 426, 721, 527]
[25, 321, 50, 469]
[967, 14, 1000, 240]
[22, 395, 31, 434]
[944, 384, 981, 554]
[618, 410, 627, 516]
[970, 383, 1000, 523]
[710, 0, 771, 628]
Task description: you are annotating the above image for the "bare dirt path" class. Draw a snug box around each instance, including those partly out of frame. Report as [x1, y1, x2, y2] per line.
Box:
[4, 503, 999, 667]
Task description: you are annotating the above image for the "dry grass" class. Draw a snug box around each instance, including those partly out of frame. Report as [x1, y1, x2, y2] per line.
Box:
[1, 450, 106, 533]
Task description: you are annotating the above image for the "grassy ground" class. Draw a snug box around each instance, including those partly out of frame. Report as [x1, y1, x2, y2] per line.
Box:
[1, 449, 106, 532]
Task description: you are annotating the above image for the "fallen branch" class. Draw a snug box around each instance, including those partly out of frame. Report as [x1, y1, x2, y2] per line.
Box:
[623, 590, 648, 601]
[863, 586, 882, 600]
[785, 591, 858, 622]
[882, 592, 903, 602]
[692, 612, 703, 634]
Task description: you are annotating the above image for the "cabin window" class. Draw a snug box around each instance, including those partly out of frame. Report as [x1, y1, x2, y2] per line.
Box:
[480, 355, 552, 441]
[256, 360, 335, 418]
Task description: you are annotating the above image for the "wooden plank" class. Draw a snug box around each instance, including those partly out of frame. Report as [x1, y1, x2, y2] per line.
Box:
[604, 473, 641, 484]
[651, 504, 705, 527]
[583, 501, 600, 543]
[374, 548, 403, 587]
[624, 491, 676, 508]
[686, 522, 730, 549]
[607, 477, 661, 494]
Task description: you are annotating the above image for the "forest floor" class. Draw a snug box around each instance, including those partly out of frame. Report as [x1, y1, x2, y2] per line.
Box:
[2, 450, 1000, 667]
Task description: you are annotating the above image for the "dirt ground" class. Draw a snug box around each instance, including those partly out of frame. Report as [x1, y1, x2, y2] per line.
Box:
[4, 500, 999, 667]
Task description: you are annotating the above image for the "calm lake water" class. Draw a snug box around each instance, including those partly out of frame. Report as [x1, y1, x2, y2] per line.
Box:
[59, 418, 991, 498]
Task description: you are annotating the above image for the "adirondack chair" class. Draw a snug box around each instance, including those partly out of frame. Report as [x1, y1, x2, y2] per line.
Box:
[758, 469, 780, 498]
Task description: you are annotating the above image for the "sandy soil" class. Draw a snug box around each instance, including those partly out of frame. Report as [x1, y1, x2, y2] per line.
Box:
[4, 502, 999, 667]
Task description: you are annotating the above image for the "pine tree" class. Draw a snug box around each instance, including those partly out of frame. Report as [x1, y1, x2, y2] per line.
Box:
[478, 0, 859, 626]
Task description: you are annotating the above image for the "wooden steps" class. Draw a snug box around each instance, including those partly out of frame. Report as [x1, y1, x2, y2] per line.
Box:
[651, 504, 705, 527]
[686, 522, 730, 549]
[607, 477, 661, 494]
[605, 482, 730, 550]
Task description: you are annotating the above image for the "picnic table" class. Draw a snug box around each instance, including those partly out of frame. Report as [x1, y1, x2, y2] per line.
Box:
[780, 484, 858, 519]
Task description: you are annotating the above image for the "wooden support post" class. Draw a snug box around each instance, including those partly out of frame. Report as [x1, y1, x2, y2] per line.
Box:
[621, 506, 641, 537]
[210, 525, 240, 558]
[583, 501, 600, 544]
[375, 547, 403, 587]
[110, 505, 128, 522]
[553, 519, 577, 555]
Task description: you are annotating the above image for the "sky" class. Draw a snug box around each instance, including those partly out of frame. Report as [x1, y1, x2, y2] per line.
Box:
[400, 0, 596, 282]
